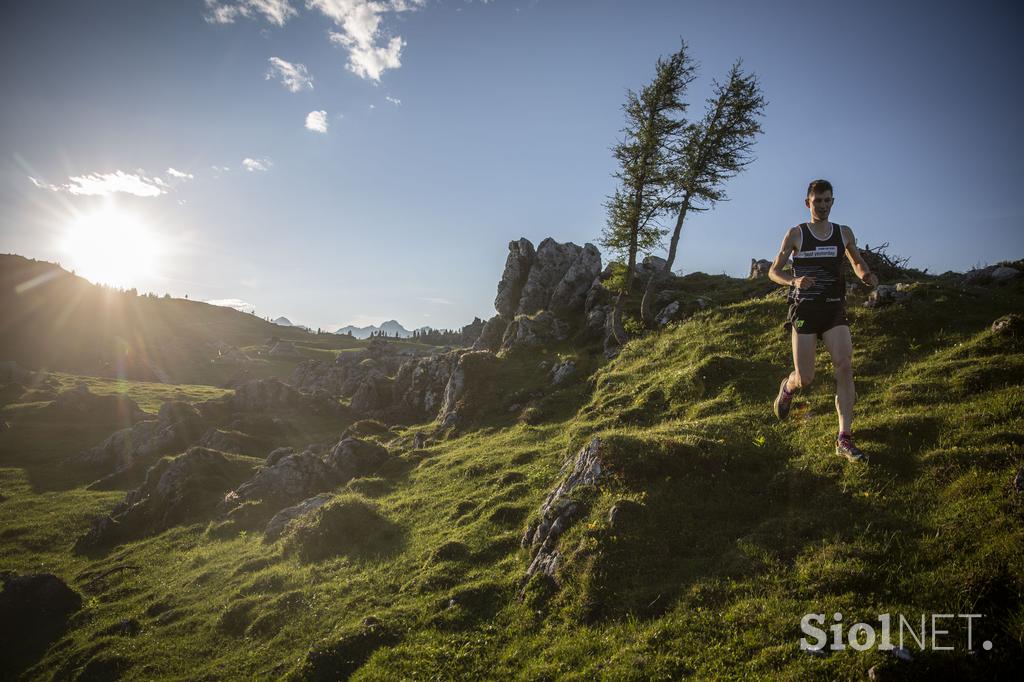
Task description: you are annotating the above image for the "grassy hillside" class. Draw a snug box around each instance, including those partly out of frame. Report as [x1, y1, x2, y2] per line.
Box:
[0, 254, 368, 384]
[1, 273, 1022, 680]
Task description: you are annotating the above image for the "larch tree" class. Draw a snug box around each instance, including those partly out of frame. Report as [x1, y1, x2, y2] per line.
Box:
[601, 42, 697, 345]
[640, 60, 766, 327]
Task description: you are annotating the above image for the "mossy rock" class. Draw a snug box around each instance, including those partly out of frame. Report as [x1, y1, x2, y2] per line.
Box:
[281, 496, 402, 563]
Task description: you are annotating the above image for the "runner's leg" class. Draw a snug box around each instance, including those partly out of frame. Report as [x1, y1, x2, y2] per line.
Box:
[789, 327, 816, 391]
[822, 325, 854, 434]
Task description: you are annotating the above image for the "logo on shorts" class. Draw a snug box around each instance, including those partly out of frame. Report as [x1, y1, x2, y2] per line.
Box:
[795, 319, 805, 328]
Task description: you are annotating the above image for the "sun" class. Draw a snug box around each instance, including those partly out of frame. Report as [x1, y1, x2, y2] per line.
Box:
[61, 206, 162, 288]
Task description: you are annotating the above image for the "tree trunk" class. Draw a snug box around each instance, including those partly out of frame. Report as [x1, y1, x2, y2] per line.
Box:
[641, 196, 690, 327]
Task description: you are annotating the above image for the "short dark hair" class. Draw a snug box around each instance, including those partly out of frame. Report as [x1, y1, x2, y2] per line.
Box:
[807, 179, 833, 197]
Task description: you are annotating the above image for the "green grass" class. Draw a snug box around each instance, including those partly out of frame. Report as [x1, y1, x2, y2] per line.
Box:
[1, 277, 1022, 679]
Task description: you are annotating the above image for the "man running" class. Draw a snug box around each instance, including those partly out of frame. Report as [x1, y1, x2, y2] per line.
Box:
[768, 179, 879, 462]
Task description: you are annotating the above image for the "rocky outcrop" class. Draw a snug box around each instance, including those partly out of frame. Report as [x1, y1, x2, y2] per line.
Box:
[391, 350, 462, 419]
[518, 239, 602, 316]
[263, 493, 333, 542]
[289, 359, 349, 396]
[499, 311, 570, 354]
[220, 450, 336, 513]
[349, 371, 390, 416]
[75, 447, 258, 552]
[655, 301, 682, 327]
[199, 428, 271, 458]
[550, 360, 576, 385]
[324, 438, 391, 484]
[437, 351, 500, 430]
[41, 384, 148, 424]
[749, 258, 772, 278]
[992, 313, 1023, 338]
[76, 400, 206, 473]
[865, 283, 914, 308]
[521, 438, 604, 585]
[472, 315, 510, 352]
[963, 263, 1022, 285]
[495, 238, 537, 317]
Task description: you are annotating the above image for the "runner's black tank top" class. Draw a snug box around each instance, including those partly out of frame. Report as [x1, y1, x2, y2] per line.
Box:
[788, 222, 846, 307]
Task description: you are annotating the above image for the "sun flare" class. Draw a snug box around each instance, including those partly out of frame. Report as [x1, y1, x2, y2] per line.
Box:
[61, 206, 161, 288]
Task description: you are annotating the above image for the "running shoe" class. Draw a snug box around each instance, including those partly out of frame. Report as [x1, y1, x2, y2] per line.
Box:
[836, 433, 868, 463]
[773, 377, 794, 420]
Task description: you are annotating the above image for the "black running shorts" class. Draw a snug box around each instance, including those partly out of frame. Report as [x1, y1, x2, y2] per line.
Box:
[784, 303, 849, 339]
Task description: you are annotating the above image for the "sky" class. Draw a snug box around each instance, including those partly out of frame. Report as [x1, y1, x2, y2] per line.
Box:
[1, 0, 1022, 332]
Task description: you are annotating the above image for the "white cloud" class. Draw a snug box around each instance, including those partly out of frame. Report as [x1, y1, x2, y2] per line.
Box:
[203, 0, 297, 27]
[242, 157, 272, 172]
[211, 165, 232, 173]
[385, 95, 401, 106]
[419, 296, 454, 305]
[206, 298, 255, 311]
[166, 167, 194, 179]
[29, 170, 169, 198]
[312, 0, 423, 81]
[305, 110, 329, 133]
[265, 57, 314, 92]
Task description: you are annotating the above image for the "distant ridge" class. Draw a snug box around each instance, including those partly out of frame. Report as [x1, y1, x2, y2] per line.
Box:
[272, 316, 293, 326]
[334, 319, 414, 338]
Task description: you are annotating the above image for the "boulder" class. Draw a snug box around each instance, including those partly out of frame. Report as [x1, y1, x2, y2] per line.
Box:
[521, 438, 604, 586]
[349, 371, 390, 416]
[633, 255, 667, 282]
[991, 265, 1022, 282]
[75, 446, 258, 551]
[550, 360, 576, 385]
[655, 301, 682, 327]
[499, 311, 570, 354]
[324, 438, 391, 484]
[263, 493, 334, 542]
[231, 378, 303, 411]
[749, 258, 772, 279]
[266, 446, 295, 467]
[220, 451, 336, 512]
[864, 283, 913, 308]
[0, 573, 82, 670]
[76, 400, 206, 473]
[199, 428, 271, 458]
[494, 238, 536, 317]
[992, 313, 1024, 338]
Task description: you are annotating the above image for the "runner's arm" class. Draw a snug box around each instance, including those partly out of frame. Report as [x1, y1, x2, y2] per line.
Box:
[768, 227, 801, 286]
[841, 226, 879, 287]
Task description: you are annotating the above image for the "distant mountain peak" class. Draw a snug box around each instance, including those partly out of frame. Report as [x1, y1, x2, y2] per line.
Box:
[333, 320, 412, 339]
[273, 317, 293, 326]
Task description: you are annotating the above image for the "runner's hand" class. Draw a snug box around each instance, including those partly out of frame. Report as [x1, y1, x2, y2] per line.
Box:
[794, 276, 815, 289]
[862, 273, 879, 287]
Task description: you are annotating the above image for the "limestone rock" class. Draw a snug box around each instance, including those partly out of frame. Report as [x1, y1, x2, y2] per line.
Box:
[865, 283, 913, 308]
[494, 238, 536, 317]
[550, 360, 576, 385]
[518, 239, 601, 315]
[472, 315, 510, 352]
[499, 311, 570, 354]
[655, 301, 682, 327]
[220, 450, 335, 512]
[349, 370, 390, 416]
[992, 313, 1024, 338]
[289, 359, 350, 396]
[991, 265, 1022, 282]
[266, 446, 295, 467]
[263, 493, 334, 542]
[75, 446, 258, 551]
[76, 400, 206, 473]
[199, 428, 270, 458]
[437, 351, 500, 430]
[324, 437, 391, 484]
[749, 258, 772, 278]
[392, 350, 462, 419]
[521, 438, 604, 585]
